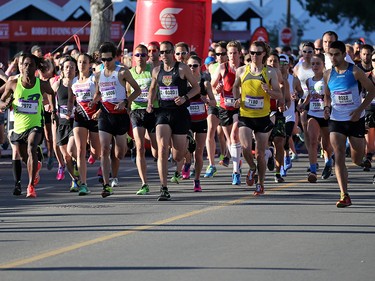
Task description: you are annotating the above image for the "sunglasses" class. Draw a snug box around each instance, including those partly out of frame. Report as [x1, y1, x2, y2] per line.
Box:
[176, 51, 188, 56]
[134, 53, 147, 57]
[160, 50, 173, 55]
[148, 49, 158, 53]
[372, 58, 375, 62]
[216, 52, 227, 56]
[315, 48, 323, 51]
[303, 50, 313, 54]
[250, 51, 263, 56]
[101, 57, 113, 62]
[188, 64, 199, 68]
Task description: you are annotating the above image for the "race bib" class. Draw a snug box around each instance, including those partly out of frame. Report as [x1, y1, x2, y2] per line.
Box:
[310, 98, 324, 111]
[101, 87, 116, 102]
[224, 97, 235, 107]
[59, 105, 74, 119]
[244, 96, 264, 109]
[17, 99, 38, 114]
[76, 90, 93, 102]
[160, 86, 179, 101]
[188, 102, 206, 115]
[333, 91, 353, 106]
[134, 90, 149, 103]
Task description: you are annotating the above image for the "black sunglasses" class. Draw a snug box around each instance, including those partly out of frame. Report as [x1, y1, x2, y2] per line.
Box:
[216, 52, 227, 56]
[176, 51, 188, 56]
[101, 57, 113, 62]
[315, 48, 323, 51]
[188, 64, 199, 68]
[160, 50, 173, 55]
[303, 50, 313, 54]
[134, 53, 147, 57]
[250, 51, 263, 56]
[372, 58, 375, 62]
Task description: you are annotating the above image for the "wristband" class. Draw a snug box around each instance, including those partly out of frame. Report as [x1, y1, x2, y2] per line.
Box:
[183, 95, 189, 101]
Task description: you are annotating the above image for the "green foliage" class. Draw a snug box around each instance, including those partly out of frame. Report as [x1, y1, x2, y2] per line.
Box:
[297, 0, 375, 32]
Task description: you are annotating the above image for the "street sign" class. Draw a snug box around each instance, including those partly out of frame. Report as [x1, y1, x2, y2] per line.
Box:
[280, 27, 293, 45]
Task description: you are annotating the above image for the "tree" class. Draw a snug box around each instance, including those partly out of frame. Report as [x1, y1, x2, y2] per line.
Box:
[297, 0, 375, 32]
[88, 0, 113, 54]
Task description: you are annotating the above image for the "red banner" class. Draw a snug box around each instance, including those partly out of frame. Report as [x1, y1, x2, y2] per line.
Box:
[0, 21, 122, 42]
[250, 26, 269, 44]
[134, 0, 212, 59]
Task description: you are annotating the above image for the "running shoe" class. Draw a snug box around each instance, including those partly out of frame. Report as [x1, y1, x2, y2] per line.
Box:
[190, 169, 195, 178]
[33, 161, 42, 186]
[181, 165, 190, 180]
[274, 174, 285, 183]
[336, 193, 352, 208]
[73, 161, 80, 178]
[111, 177, 119, 188]
[218, 154, 225, 161]
[321, 164, 333, 179]
[307, 163, 319, 172]
[308, 172, 317, 183]
[362, 159, 371, 171]
[26, 184, 36, 198]
[170, 171, 182, 184]
[101, 184, 113, 198]
[13, 182, 22, 196]
[280, 165, 287, 177]
[291, 153, 299, 161]
[70, 179, 80, 192]
[78, 183, 91, 196]
[158, 187, 171, 201]
[87, 155, 96, 165]
[204, 165, 217, 178]
[47, 157, 54, 170]
[219, 156, 230, 167]
[267, 147, 275, 171]
[284, 156, 292, 170]
[136, 184, 150, 195]
[97, 166, 103, 183]
[193, 182, 202, 192]
[253, 183, 264, 196]
[232, 173, 241, 185]
[56, 166, 65, 181]
[245, 168, 256, 186]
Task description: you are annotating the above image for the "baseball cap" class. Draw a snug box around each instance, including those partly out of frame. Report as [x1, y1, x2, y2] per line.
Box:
[279, 54, 290, 64]
[31, 45, 42, 54]
[204, 56, 215, 65]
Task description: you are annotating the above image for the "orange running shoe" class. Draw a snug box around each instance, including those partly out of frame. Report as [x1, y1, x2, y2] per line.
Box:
[26, 184, 37, 198]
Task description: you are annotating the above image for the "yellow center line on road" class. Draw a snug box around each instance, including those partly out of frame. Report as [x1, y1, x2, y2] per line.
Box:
[0, 178, 306, 270]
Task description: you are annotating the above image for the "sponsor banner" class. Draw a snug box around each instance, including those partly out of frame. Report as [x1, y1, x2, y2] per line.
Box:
[134, 0, 211, 59]
[0, 21, 122, 42]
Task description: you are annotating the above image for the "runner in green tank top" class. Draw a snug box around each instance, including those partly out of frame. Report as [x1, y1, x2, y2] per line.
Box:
[0, 54, 56, 198]
[127, 44, 158, 195]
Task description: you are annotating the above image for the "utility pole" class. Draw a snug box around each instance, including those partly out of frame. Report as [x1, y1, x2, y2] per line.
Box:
[260, 0, 263, 26]
[286, 0, 291, 27]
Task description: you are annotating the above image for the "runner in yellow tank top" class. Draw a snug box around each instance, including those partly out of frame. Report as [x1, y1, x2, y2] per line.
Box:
[0, 54, 56, 198]
[233, 41, 282, 196]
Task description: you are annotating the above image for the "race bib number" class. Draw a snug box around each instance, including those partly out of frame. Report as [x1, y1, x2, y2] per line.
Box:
[188, 102, 206, 115]
[59, 105, 74, 118]
[333, 91, 353, 106]
[17, 99, 38, 114]
[134, 90, 149, 103]
[244, 96, 264, 109]
[310, 98, 324, 111]
[76, 90, 92, 102]
[101, 87, 116, 102]
[160, 86, 179, 101]
[224, 97, 235, 107]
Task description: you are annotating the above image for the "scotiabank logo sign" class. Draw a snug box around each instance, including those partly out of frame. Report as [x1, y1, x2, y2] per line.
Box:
[155, 8, 183, 36]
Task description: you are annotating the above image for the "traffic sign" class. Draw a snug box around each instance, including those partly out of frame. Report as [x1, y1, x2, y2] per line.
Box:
[280, 27, 293, 45]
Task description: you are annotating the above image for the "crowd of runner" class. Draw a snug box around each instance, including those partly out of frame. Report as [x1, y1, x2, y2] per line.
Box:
[0, 30, 375, 208]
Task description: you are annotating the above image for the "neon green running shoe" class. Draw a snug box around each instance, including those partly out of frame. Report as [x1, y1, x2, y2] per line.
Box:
[170, 171, 182, 184]
[136, 184, 150, 195]
[70, 179, 80, 192]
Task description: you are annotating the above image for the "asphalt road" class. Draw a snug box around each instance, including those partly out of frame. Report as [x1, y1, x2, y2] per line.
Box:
[0, 154, 374, 281]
